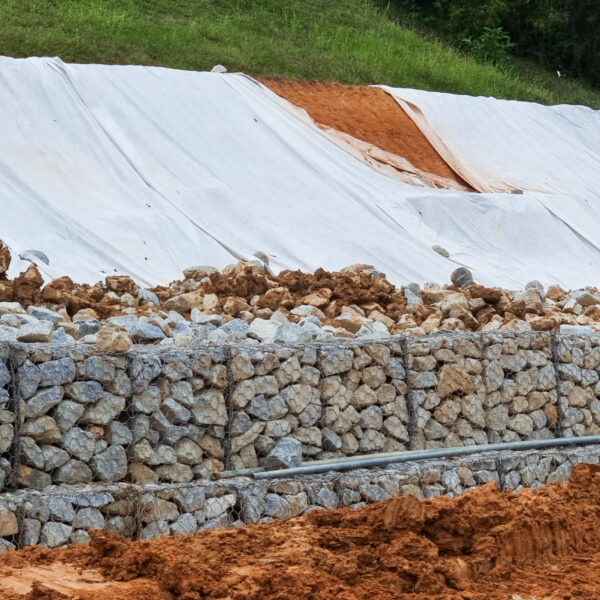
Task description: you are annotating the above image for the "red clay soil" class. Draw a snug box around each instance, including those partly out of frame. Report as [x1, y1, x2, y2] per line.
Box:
[261, 79, 472, 190]
[4, 463, 600, 599]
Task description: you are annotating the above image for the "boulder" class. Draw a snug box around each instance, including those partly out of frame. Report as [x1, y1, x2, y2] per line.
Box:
[264, 437, 302, 470]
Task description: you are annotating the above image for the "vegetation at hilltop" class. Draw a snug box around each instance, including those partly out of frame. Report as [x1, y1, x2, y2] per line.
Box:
[0, 0, 598, 107]
[383, 0, 600, 88]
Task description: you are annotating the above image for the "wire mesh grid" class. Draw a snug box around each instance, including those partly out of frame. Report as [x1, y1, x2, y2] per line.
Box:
[0, 330, 597, 547]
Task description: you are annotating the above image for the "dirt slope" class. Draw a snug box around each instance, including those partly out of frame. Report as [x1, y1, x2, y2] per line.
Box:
[261, 79, 472, 189]
[3, 463, 600, 599]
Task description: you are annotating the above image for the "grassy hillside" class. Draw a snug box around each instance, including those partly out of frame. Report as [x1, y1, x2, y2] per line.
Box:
[1, 0, 599, 107]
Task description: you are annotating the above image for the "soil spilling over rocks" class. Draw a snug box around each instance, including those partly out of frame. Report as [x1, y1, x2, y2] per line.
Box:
[261, 79, 473, 190]
[2, 237, 600, 347]
[3, 463, 600, 599]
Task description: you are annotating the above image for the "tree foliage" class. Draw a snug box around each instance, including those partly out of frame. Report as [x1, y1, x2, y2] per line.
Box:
[386, 0, 600, 86]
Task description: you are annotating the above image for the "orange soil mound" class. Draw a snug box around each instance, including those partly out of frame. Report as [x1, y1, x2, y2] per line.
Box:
[3, 463, 600, 599]
[261, 79, 472, 190]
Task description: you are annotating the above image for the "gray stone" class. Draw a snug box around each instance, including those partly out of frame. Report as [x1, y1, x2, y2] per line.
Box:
[172, 487, 205, 513]
[22, 416, 61, 444]
[322, 428, 342, 451]
[24, 386, 64, 418]
[81, 394, 125, 425]
[62, 427, 95, 461]
[140, 495, 179, 523]
[0, 361, 10, 389]
[231, 421, 265, 453]
[105, 421, 133, 445]
[319, 347, 354, 376]
[440, 469, 462, 495]
[508, 414, 534, 436]
[105, 515, 135, 536]
[171, 513, 198, 536]
[73, 507, 105, 529]
[54, 459, 93, 484]
[170, 381, 194, 406]
[22, 518, 41, 547]
[311, 487, 338, 509]
[47, 497, 76, 521]
[132, 387, 161, 414]
[298, 403, 321, 427]
[72, 491, 114, 508]
[54, 401, 85, 433]
[191, 391, 228, 426]
[18, 360, 41, 400]
[138, 289, 160, 305]
[0, 326, 17, 342]
[64, 381, 104, 404]
[359, 406, 383, 430]
[20, 436, 45, 470]
[47, 326, 72, 343]
[280, 384, 319, 414]
[263, 492, 307, 520]
[264, 437, 302, 469]
[91, 445, 128, 482]
[17, 321, 54, 343]
[40, 522, 72, 547]
[78, 319, 100, 336]
[174, 438, 203, 465]
[274, 322, 315, 344]
[41, 445, 69, 470]
[410, 372, 438, 389]
[82, 356, 116, 383]
[383, 416, 409, 442]
[148, 444, 177, 466]
[241, 491, 265, 523]
[264, 419, 292, 438]
[562, 407, 584, 427]
[161, 397, 191, 425]
[0, 423, 13, 453]
[248, 319, 281, 343]
[473, 470, 500, 486]
[38, 358, 75, 387]
[246, 395, 270, 420]
[204, 494, 236, 520]
[487, 404, 509, 431]
[231, 411, 252, 436]
[133, 322, 165, 343]
[359, 429, 385, 452]
[359, 484, 391, 503]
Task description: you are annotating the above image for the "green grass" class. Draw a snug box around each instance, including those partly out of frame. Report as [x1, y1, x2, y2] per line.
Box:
[1, 0, 599, 107]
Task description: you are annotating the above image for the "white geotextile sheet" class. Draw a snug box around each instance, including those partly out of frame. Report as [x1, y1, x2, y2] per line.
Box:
[381, 85, 600, 266]
[0, 56, 599, 290]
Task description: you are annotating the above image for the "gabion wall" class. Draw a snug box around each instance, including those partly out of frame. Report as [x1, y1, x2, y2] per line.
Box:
[0, 444, 597, 551]
[0, 332, 598, 495]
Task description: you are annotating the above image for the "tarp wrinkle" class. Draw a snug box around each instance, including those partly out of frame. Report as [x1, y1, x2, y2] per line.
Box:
[0, 56, 599, 289]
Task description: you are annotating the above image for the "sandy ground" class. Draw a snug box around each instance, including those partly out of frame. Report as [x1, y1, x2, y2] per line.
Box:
[2, 463, 600, 599]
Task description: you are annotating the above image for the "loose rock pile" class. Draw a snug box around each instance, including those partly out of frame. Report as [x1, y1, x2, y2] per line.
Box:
[1, 239, 600, 351]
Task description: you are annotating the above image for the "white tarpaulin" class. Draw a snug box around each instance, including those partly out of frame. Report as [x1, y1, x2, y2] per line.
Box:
[381, 85, 600, 275]
[1, 56, 599, 289]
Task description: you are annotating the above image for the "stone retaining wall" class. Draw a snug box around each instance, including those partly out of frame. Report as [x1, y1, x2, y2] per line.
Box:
[0, 332, 598, 494]
[0, 444, 597, 551]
